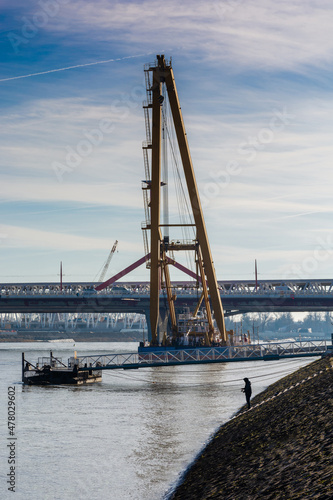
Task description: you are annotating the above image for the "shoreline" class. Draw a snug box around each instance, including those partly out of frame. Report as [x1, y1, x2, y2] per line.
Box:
[0, 331, 143, 343]
[168, 353, 333, 499]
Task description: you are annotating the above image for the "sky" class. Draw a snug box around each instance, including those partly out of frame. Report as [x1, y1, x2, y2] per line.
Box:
[1, 0, 333, 284]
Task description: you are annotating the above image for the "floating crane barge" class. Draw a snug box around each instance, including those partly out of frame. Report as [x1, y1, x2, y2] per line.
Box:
[22, 55, 330, 385]
[22, 54, 227, 384]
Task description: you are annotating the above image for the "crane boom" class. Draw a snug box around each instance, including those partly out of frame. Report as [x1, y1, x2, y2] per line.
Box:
[98, 240, 118, 282]
[147, 55, 227, 344]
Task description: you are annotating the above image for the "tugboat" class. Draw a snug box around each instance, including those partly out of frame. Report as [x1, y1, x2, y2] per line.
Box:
[22, 351, 102, 385]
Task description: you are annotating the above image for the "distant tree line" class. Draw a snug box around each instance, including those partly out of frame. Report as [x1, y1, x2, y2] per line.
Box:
[225, 312, 333, 340]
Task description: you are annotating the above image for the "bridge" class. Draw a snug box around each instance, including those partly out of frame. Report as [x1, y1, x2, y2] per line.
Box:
[1, 279, 333, 317]
[2, 278, 333, 340]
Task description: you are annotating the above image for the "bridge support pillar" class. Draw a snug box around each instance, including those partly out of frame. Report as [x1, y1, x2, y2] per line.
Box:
[145, 307, 170, 345]
[145, 309, 152, 343]
[158, 307, 170, 344]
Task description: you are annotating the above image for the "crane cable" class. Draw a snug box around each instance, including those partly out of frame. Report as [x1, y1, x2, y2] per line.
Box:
[163, 93, 195, 274]
[102, 364, 307, 388]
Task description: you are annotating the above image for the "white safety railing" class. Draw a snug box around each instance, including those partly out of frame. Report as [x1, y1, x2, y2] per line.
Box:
[74, 340, 328, 370]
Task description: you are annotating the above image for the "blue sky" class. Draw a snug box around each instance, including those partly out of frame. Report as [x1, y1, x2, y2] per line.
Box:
[1, 0, 333, 284]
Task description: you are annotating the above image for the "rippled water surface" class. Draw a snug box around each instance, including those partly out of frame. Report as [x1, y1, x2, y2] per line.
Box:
[0, 342, 316, 500]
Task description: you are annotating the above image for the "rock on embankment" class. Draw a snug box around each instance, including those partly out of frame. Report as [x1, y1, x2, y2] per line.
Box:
[170, 354, 333, 500]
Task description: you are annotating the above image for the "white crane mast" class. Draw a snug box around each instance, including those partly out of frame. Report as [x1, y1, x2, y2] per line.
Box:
[98, 240, 118, 282]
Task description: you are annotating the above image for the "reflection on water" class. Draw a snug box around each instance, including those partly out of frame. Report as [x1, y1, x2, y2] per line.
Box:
[0, 342, 316, 500]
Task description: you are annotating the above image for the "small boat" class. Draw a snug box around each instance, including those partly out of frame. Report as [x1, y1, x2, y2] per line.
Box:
[22, 351, 102, 385]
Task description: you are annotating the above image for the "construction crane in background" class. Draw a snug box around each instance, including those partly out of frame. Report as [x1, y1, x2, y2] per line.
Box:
[98, 240, 118, 282]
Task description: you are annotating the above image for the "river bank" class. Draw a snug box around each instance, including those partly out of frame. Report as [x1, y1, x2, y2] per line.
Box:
[169, 353, 333, 499]
[0, 330, 144, 342]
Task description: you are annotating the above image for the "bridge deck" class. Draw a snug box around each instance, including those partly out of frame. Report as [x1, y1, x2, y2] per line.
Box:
[74, 341, 329, 371]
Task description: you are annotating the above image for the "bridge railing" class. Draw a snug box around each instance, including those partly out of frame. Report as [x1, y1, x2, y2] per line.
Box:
[3, 284, 333, 297]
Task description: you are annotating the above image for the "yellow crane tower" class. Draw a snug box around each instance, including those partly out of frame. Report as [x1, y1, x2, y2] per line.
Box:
[143, 55, 227, 346]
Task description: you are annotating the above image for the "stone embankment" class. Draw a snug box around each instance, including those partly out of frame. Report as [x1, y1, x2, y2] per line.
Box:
[170, 354, 333, 499]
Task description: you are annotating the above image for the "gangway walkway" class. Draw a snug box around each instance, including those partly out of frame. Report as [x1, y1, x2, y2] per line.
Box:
[74, 340, 329, 372]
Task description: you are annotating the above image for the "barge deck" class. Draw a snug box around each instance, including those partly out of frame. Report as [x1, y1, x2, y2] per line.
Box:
[22, 351, 102, 385]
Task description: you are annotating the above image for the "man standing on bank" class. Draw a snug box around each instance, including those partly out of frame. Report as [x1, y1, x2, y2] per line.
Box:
[242, 378, 252, 409]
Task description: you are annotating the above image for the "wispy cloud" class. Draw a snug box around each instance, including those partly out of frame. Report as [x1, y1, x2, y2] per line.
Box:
[0, 223, 140, 252]
[0, 176, 142, 207]
[30, 0, 333, 73]
[2, 0, 333, 281]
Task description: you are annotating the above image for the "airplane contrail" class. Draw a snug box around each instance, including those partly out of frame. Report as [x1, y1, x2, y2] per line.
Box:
[0, 52, 154, 82]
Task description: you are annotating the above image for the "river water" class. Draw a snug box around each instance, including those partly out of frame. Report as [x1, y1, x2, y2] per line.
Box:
[0, 341, 316, 500]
